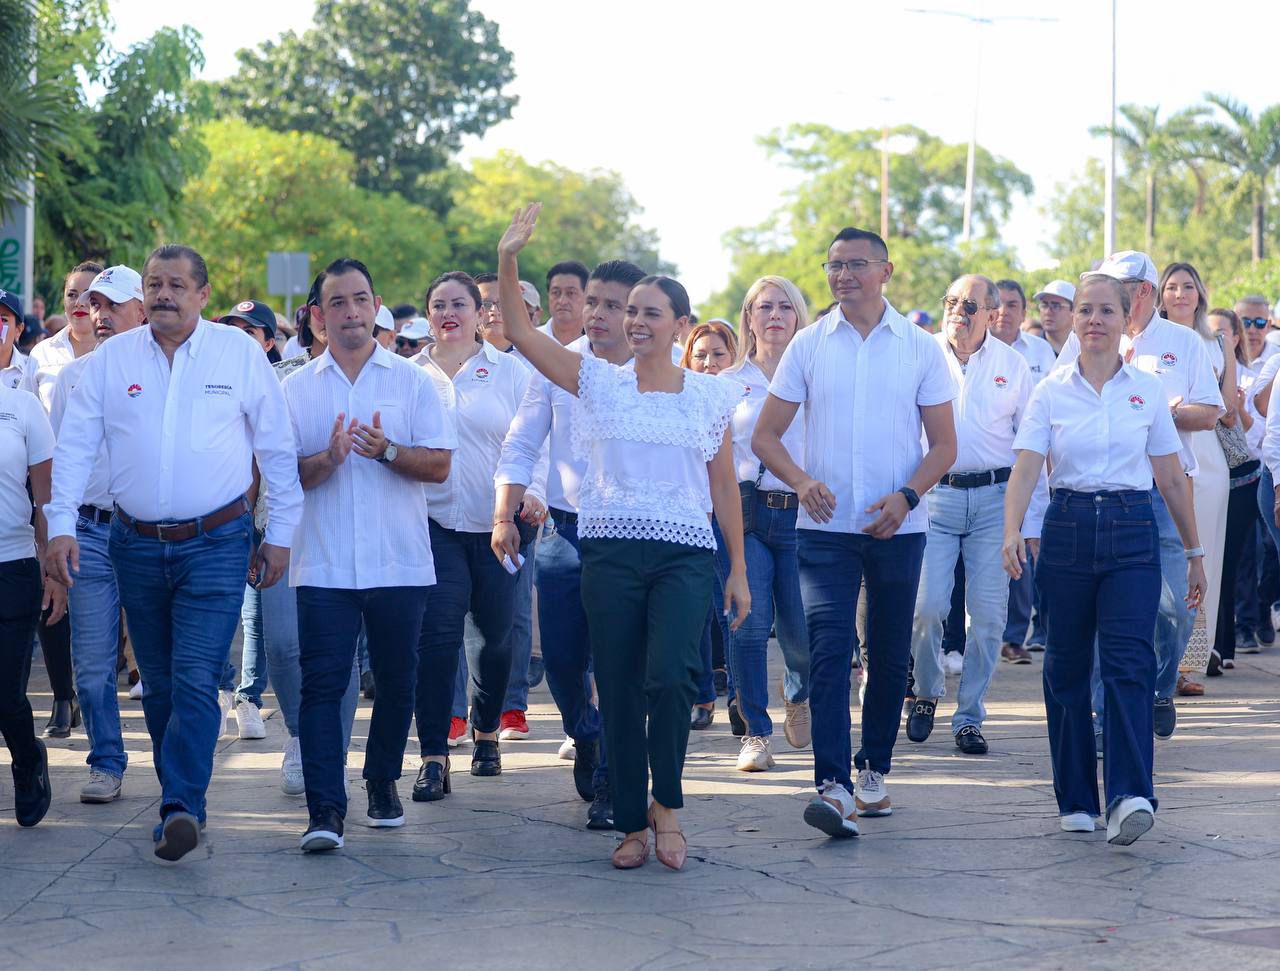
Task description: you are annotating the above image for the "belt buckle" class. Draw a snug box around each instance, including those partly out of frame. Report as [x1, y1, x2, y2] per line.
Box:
[154, 521, 181, 542]
[766, 492, 781, 509]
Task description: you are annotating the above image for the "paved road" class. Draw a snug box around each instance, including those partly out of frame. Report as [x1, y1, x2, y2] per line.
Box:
[1, 647, 1278, 970]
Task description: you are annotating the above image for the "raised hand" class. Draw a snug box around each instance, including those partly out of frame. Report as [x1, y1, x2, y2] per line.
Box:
[498, 203, 542, 257]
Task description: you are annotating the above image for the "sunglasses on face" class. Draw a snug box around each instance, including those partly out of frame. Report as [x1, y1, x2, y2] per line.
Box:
[942, 296, 981, 317]
[1241, 317, 1271, 328]
[396, 337, 420, 349]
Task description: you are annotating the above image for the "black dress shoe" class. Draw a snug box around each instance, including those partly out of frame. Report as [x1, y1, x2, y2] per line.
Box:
[906, 699, 936, 743]
[572, 738, 598, 802]
[43, 699, 80, 739]
[301, 807, 344, 852]
[360, 670, 376, 700]
[13, 738, 51, 827]
[713, 668, 729, 697]
[365, 779, 405, 827]
[728, 698, 746, 738]
[954, 726, 988, 755]
[586, 781, 614, 830]
[412, 759, 451, 802]
[471, 739, 501, 777]
[690, 706, 714, 731]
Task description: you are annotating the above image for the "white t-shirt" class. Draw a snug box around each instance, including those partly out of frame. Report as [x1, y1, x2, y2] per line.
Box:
[0, 386, 55, 562]
[573, 354, 739, 549]
[721, 358, 804, 493]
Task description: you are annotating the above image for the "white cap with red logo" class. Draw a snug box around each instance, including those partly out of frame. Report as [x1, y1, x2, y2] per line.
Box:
[88, 265, 144, 305]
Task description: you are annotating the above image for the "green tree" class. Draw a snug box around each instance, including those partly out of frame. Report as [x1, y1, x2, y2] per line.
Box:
[1202, 94, 1280, 263]
[703, 124, 1032, 319]
[214, 0, 517, 203]
[444, 150, 674, 289]
[179, 119, 451, 310]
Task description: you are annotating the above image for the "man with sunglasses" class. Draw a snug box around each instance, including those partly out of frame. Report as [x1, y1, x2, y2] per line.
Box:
[754, 227, 957, 836]
[904, 275, 1043, 756]
[1235, 295, 1275, 366]
[395, 318, 431, 358]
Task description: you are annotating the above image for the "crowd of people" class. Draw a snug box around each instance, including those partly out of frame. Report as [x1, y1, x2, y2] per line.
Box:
[1, 201, 1276, 867]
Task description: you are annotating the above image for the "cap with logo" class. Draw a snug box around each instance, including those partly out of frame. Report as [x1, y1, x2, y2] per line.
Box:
[374, 305, 394, 333]
[0, 288, 23, 321]
[518, 281, 540, 309]
[221, 299, 278, 340]
[1089, 251, 1158, 287]
[1033, 280, 1077, 304]
[398, 317, 431, 341]
[87, 265, 144, 305]
[907, 309, 933, 327]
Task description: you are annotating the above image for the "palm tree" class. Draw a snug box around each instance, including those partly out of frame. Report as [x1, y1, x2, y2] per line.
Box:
[1091, 105, 1204, 253]
[1202, 94, 1280, 263]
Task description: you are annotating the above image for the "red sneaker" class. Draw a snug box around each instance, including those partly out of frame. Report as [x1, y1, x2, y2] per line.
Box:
[447, 716, 468, 748]
[498, 709, 530, 740]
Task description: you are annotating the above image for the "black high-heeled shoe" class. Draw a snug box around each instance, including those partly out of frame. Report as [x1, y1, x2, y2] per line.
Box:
[471, 739, 501, 776]
[412, 758, 451, 802]
[43, 699, 80, 739]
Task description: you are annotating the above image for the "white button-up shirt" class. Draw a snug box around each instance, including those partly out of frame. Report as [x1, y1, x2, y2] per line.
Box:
[46, 319, 303, 545]
[1015, 361, 1181, 492]
[283, 343, 456, 589]
[769, 300, 957, 535]
[1009, 331, 1058, 385]
[722, 358, 804, 493]
[417, 341, 542, 532]
[0, 386, 55, 562]
[48, 353, 112, 512]
[21, 326, 82, 411]
[1, 347, 31, 391]
[1060, 313, 1223, 475]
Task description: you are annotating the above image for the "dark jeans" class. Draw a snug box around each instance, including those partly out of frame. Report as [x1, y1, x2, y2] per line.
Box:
[942, 556, 966, 655]
[798, 529, 926, 789]
[581, 538, 712, 834]
[415, 521, 518, 756]
[695, 519, 730, 707]
[1040, 490, 1159, 818]
[37, 611, 73, 702]
[0, 558, 43, 769]
[110, 511, 254, 824]
[297, 584, 429, 818]
[1219, 476, 1259, 661]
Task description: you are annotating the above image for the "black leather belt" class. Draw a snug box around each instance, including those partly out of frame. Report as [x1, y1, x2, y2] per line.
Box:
[115, 496, 249, 542]
[78, 504, 113, 525]
[550, 507, 578, 526]
[940, 467, 1012, 489]
[758, 490, 799, 510]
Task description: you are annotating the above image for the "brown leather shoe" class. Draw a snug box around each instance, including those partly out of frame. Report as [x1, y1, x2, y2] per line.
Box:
[1176, 674, 1204, 696]
[1001, 643, 1032, 664]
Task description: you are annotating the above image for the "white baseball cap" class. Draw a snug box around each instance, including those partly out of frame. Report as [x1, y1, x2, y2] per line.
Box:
[399, 317, 431, 341]
[1033, 280, 1076, 304]
[519, 280, 540, 309]
[87, 265, 144, 304]
[1090, 250, 1158, 286]
[374, 305, 394, 332]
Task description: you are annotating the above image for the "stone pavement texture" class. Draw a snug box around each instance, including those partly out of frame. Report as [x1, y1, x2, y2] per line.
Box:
[1, 645, 1278, 971]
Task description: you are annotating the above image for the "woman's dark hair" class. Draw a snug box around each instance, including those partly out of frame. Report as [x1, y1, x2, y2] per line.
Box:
[65, 260, 105, 288]
[634, 275, 691, 320]
[1208, 307, 1249, 366]
[267, 344, 282, 365]
[424, 270, 482, 310]
[296, 303, 314, 349]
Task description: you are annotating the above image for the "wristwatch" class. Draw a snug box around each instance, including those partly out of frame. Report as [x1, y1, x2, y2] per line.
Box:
[898, 486, 920, 510]
[378, 442, 399, 464]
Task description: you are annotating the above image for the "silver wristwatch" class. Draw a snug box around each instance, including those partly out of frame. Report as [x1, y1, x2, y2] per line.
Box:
[378, 442, 399, 464]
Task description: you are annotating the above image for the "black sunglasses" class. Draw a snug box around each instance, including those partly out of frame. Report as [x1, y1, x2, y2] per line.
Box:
[396, 337, 421, 349]
[942, 296, 981, 317]
[1241, 316, 1271, 328]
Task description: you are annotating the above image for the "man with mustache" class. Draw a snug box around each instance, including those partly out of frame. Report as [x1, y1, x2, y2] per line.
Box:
[47, 266, 146, 804]
[44, 244, 303, 862]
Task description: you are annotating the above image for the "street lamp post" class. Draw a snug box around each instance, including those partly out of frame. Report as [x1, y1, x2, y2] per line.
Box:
[1103, 0, 1118, 256]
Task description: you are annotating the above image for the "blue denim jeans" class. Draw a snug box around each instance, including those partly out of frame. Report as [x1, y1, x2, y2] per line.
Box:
[799, 529, 926, 788]
[236, 583, 269, 707]
[297, 585, 428, 818]
[728, 497, 809, 737]
[109, 510, 254, 824]
[502, 550, 536, 712]
[69, 518, 127, 777]
[537, 511, 598, 741]
[910, 483, 1009, 734]
[416, 522, 519, 755]
[1040, 490, 1160, 817]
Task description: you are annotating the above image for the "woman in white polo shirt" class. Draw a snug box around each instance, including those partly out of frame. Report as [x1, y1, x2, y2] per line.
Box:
[412, 270, 545, 798]
[1003, 274, 1205, 845]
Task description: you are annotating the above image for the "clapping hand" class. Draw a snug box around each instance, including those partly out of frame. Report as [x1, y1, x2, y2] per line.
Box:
[353, 411, 388, 460]
[328, 413, 358, 466]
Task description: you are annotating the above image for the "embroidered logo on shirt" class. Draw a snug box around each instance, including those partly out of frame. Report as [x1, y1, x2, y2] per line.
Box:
[1030, 365, 1042, 373]
[1159, 351, 1177, 367]
[127, 384, 142, 398]
[235, 301, 255, 313]
[474, 367, 490, 382]
[1129, 394, 1145, 411]
[994, 375, 1008, 388]
[204, 383, 233, 397]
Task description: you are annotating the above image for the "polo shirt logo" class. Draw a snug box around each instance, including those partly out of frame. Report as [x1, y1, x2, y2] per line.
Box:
[1159, 351, 1177, 367]
[994, 375, 1008, 388]
[474, 367, 490, 382]
[204, 383, 233, 397]
[1129, 394, 1145, 410]
[127, 383, 142, 398]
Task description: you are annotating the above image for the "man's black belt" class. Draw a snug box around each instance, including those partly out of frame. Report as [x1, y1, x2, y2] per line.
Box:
[940, 467, 1012, 489]
[756, 490, 799, 510]
[114, 496, 249, 542]
[78, 504, 112, 525]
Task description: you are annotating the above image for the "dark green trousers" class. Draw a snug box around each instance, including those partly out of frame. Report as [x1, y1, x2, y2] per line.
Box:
[580, 537, 714, 834]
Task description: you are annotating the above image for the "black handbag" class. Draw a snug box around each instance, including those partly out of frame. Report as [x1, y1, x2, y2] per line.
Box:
[513, 502, 539, 548]
[738, 463, 766, 534]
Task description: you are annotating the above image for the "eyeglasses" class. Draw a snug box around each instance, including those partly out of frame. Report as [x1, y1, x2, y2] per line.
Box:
[822, 259, 888, 274]
[1241, 316, 1271, 328]
[942, 296, 981, 317]
[480, 300, 501, 314]
[396, 337, 420, 349]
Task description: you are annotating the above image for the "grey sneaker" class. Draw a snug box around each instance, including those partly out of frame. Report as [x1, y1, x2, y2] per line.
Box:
[80, 767, 122, 804]
[782, 695, 811, 749]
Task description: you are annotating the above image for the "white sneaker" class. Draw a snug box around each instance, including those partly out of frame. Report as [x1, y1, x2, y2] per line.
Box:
[803, 780, 859, 837]
[557, 736, 576, 761]
[856, 668, 867, 706]
[235, 700, 266, 740]
[1060, 812, 1095, 833]
[80, 767, 123, 803]
[855, 768, 892, 817]
[736, 736, 776, 772]
[782, 696, 811, 749]
[943, 652, 964, 676]
[1271, 601, 1280, 634]
[281, 736, 305, 795]
[1106, 796, 1154, 846]
[128, 680, 143, 700]
[217, 690, 235, 737]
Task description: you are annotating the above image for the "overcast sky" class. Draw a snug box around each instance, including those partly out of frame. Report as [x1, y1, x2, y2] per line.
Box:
[110, 0, 1280, 303]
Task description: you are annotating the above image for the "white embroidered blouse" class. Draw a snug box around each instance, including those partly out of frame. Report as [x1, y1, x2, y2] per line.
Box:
[572, 354, 739, 549]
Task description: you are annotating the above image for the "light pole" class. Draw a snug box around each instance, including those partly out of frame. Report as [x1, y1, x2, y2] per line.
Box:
[907, 8, 1057, 243]
[879, 97, 894, 240]
[1103, 0, 1118, 256]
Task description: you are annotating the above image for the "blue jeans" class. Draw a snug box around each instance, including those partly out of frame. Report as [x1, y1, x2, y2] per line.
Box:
[537, 512, 598, 741]
[502, 549, 536, 712]
[729, 497, 809, 737]
[236, 584, 269, 707]
[910, 483, 1010, 734]
[109, 510, 254, 824]
[68, 518, 126, 777]
[416, 522, 519, 755]
[1040, 490, 1160, 817]
[297, 585, 428, 818]
[799, 529, 926, 788]
[1004, 548, 1037, 645]
[694, 519, 731, 707]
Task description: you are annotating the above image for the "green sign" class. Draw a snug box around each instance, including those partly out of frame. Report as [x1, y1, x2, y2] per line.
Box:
[0, 200, 34, 309]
